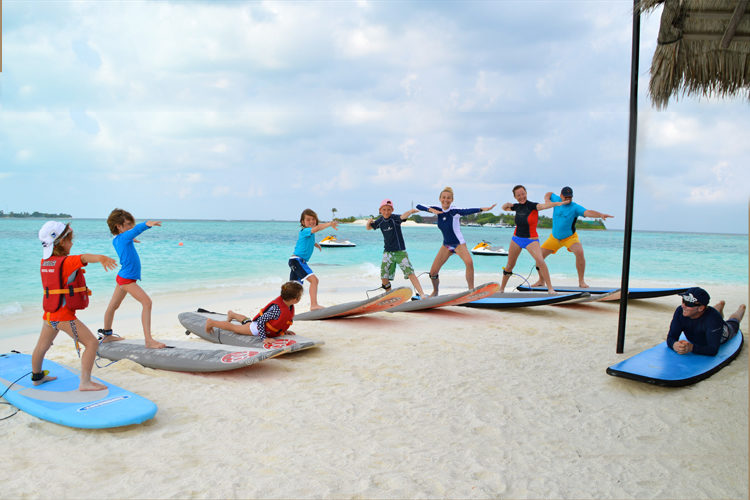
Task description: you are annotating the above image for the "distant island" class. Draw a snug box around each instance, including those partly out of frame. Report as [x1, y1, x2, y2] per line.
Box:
[0, 211, 72, 219]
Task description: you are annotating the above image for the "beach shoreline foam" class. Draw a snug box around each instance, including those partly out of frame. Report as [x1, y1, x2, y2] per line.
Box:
[1, 273, 747, 498]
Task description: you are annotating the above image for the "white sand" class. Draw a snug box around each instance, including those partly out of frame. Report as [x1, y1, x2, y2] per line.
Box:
[1, 273, 747, 499]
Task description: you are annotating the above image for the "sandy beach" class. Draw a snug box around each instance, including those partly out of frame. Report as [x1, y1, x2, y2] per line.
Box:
[1, 272, 747, 499]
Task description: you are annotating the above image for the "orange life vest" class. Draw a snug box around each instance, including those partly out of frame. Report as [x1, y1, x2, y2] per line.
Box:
[41, 256, 91, 313]
[252, 296, 294, 337]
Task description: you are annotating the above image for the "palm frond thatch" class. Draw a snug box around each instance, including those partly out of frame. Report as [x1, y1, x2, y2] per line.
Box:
[639, 0, 750, 108]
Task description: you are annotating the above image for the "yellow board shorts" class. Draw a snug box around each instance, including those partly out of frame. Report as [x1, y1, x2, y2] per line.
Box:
[540, 232, 581, 253]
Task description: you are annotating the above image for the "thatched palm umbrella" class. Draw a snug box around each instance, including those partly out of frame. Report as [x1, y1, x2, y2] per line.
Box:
[642, 0, 750, 108]
[616, 0, 748, 352]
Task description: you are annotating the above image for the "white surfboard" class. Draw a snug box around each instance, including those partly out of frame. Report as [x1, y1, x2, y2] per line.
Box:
[97, 339, 288, 372]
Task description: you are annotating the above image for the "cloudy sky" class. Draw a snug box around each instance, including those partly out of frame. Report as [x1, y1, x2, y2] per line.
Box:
[1, 1, 748, 233]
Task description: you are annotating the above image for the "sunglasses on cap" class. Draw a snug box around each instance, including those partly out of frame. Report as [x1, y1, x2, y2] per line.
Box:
[681, 299, 703, 308]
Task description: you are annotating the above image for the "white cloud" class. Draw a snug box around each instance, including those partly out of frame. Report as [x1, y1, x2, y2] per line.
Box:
[399, 138, 417, 161]
[373, 164, 414, 183]
[15, 150, 32, 162]
[0, 1, 746, 233]
[335, 103, 385, 125]
[337, 25, 389, 58]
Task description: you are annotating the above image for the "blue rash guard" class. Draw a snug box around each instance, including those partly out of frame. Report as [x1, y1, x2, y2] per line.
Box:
[550, 193, 587, 240]
[666, 306, 728, 356]
[292, 227, 316, 262]
[416, 204, 482, 247]
[113, 222, 151, 280]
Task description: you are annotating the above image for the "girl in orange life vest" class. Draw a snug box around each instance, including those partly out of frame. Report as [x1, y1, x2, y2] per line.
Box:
[32, 221, 118, 391]
[204, 281, 304, 347]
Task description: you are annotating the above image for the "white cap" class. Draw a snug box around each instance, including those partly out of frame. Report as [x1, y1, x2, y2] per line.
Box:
[39, 221, 68, 259]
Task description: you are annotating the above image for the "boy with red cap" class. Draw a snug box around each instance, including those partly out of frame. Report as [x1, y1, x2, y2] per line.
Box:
[366, 199, 425, 300]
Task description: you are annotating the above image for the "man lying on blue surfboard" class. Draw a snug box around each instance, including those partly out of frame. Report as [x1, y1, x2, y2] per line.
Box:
[667, 287, 746, 356]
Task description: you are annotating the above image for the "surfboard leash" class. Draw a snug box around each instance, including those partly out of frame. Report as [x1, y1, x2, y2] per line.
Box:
[0, 353, 29, 421]
[501, 264, 536, 290]
[365, 282, 391, 299]
[94, 336, 121, 369]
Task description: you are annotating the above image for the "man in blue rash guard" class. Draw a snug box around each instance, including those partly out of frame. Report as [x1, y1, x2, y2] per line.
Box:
[530, 186, 613, 288]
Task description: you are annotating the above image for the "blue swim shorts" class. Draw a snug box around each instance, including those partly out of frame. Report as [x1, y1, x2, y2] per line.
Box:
[511, 235, 539, 249]
[288, 257, 314, 283]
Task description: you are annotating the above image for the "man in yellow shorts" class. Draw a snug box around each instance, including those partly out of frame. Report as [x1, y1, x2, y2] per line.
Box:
[530, 186, 613, 288]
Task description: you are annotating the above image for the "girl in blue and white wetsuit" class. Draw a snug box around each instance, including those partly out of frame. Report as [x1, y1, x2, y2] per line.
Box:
[417, 187, 496, 296]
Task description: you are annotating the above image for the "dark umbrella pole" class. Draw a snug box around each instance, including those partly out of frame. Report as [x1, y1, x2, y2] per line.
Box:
[617, 1, 641, 354]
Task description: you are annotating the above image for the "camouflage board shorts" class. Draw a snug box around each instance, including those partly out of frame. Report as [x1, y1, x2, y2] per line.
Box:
[381, 250, 414, 280]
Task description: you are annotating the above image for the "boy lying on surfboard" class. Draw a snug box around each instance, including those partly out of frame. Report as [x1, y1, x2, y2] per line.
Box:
[204, 281, 304, 347]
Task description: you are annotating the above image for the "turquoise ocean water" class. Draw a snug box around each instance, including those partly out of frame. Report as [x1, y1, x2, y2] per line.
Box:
[1, 218, 747, 319]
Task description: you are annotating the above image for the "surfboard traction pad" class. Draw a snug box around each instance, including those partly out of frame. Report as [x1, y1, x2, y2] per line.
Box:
[0, 352, 157, 429]
[178, 311, 324, 352]
[606, 330, 744, 387]
[97, 339, 289, 372]
[388, 282, 500, 312]
[293, 286, 413, 320]
[460, 291, 585, 308]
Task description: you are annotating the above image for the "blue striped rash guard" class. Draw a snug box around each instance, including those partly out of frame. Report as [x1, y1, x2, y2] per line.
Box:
[416, 204, 482, 247]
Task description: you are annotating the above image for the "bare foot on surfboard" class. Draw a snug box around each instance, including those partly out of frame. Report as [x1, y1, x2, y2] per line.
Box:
[714, 300, 726, 317]
[205, 319, 216, 334]
[79, 380, 107, 392]
[310, 304, 325, 311]
[32, 374, 57, 386]
[101, 335, 125, 343]
[145, 339, 166, 349]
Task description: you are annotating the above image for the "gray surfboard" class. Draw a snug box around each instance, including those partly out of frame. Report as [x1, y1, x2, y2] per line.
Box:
[178, 310, 324, 352]
[97, 339, 288, 372]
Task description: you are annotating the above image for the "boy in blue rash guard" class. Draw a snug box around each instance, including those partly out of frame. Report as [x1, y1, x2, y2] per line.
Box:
[289, 208, 338, 311]
[366, 199, 426, 299]
[667, 287, 745, 356]
[101, 208, 165, 348]
[416, 187, 496, 296]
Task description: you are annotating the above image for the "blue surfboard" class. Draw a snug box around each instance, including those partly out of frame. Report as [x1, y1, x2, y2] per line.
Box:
[0, 352, 157, 428]
[517, 285, 690, 299]
[459, 291, 585, 309]
[606, 330, 744, 387]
